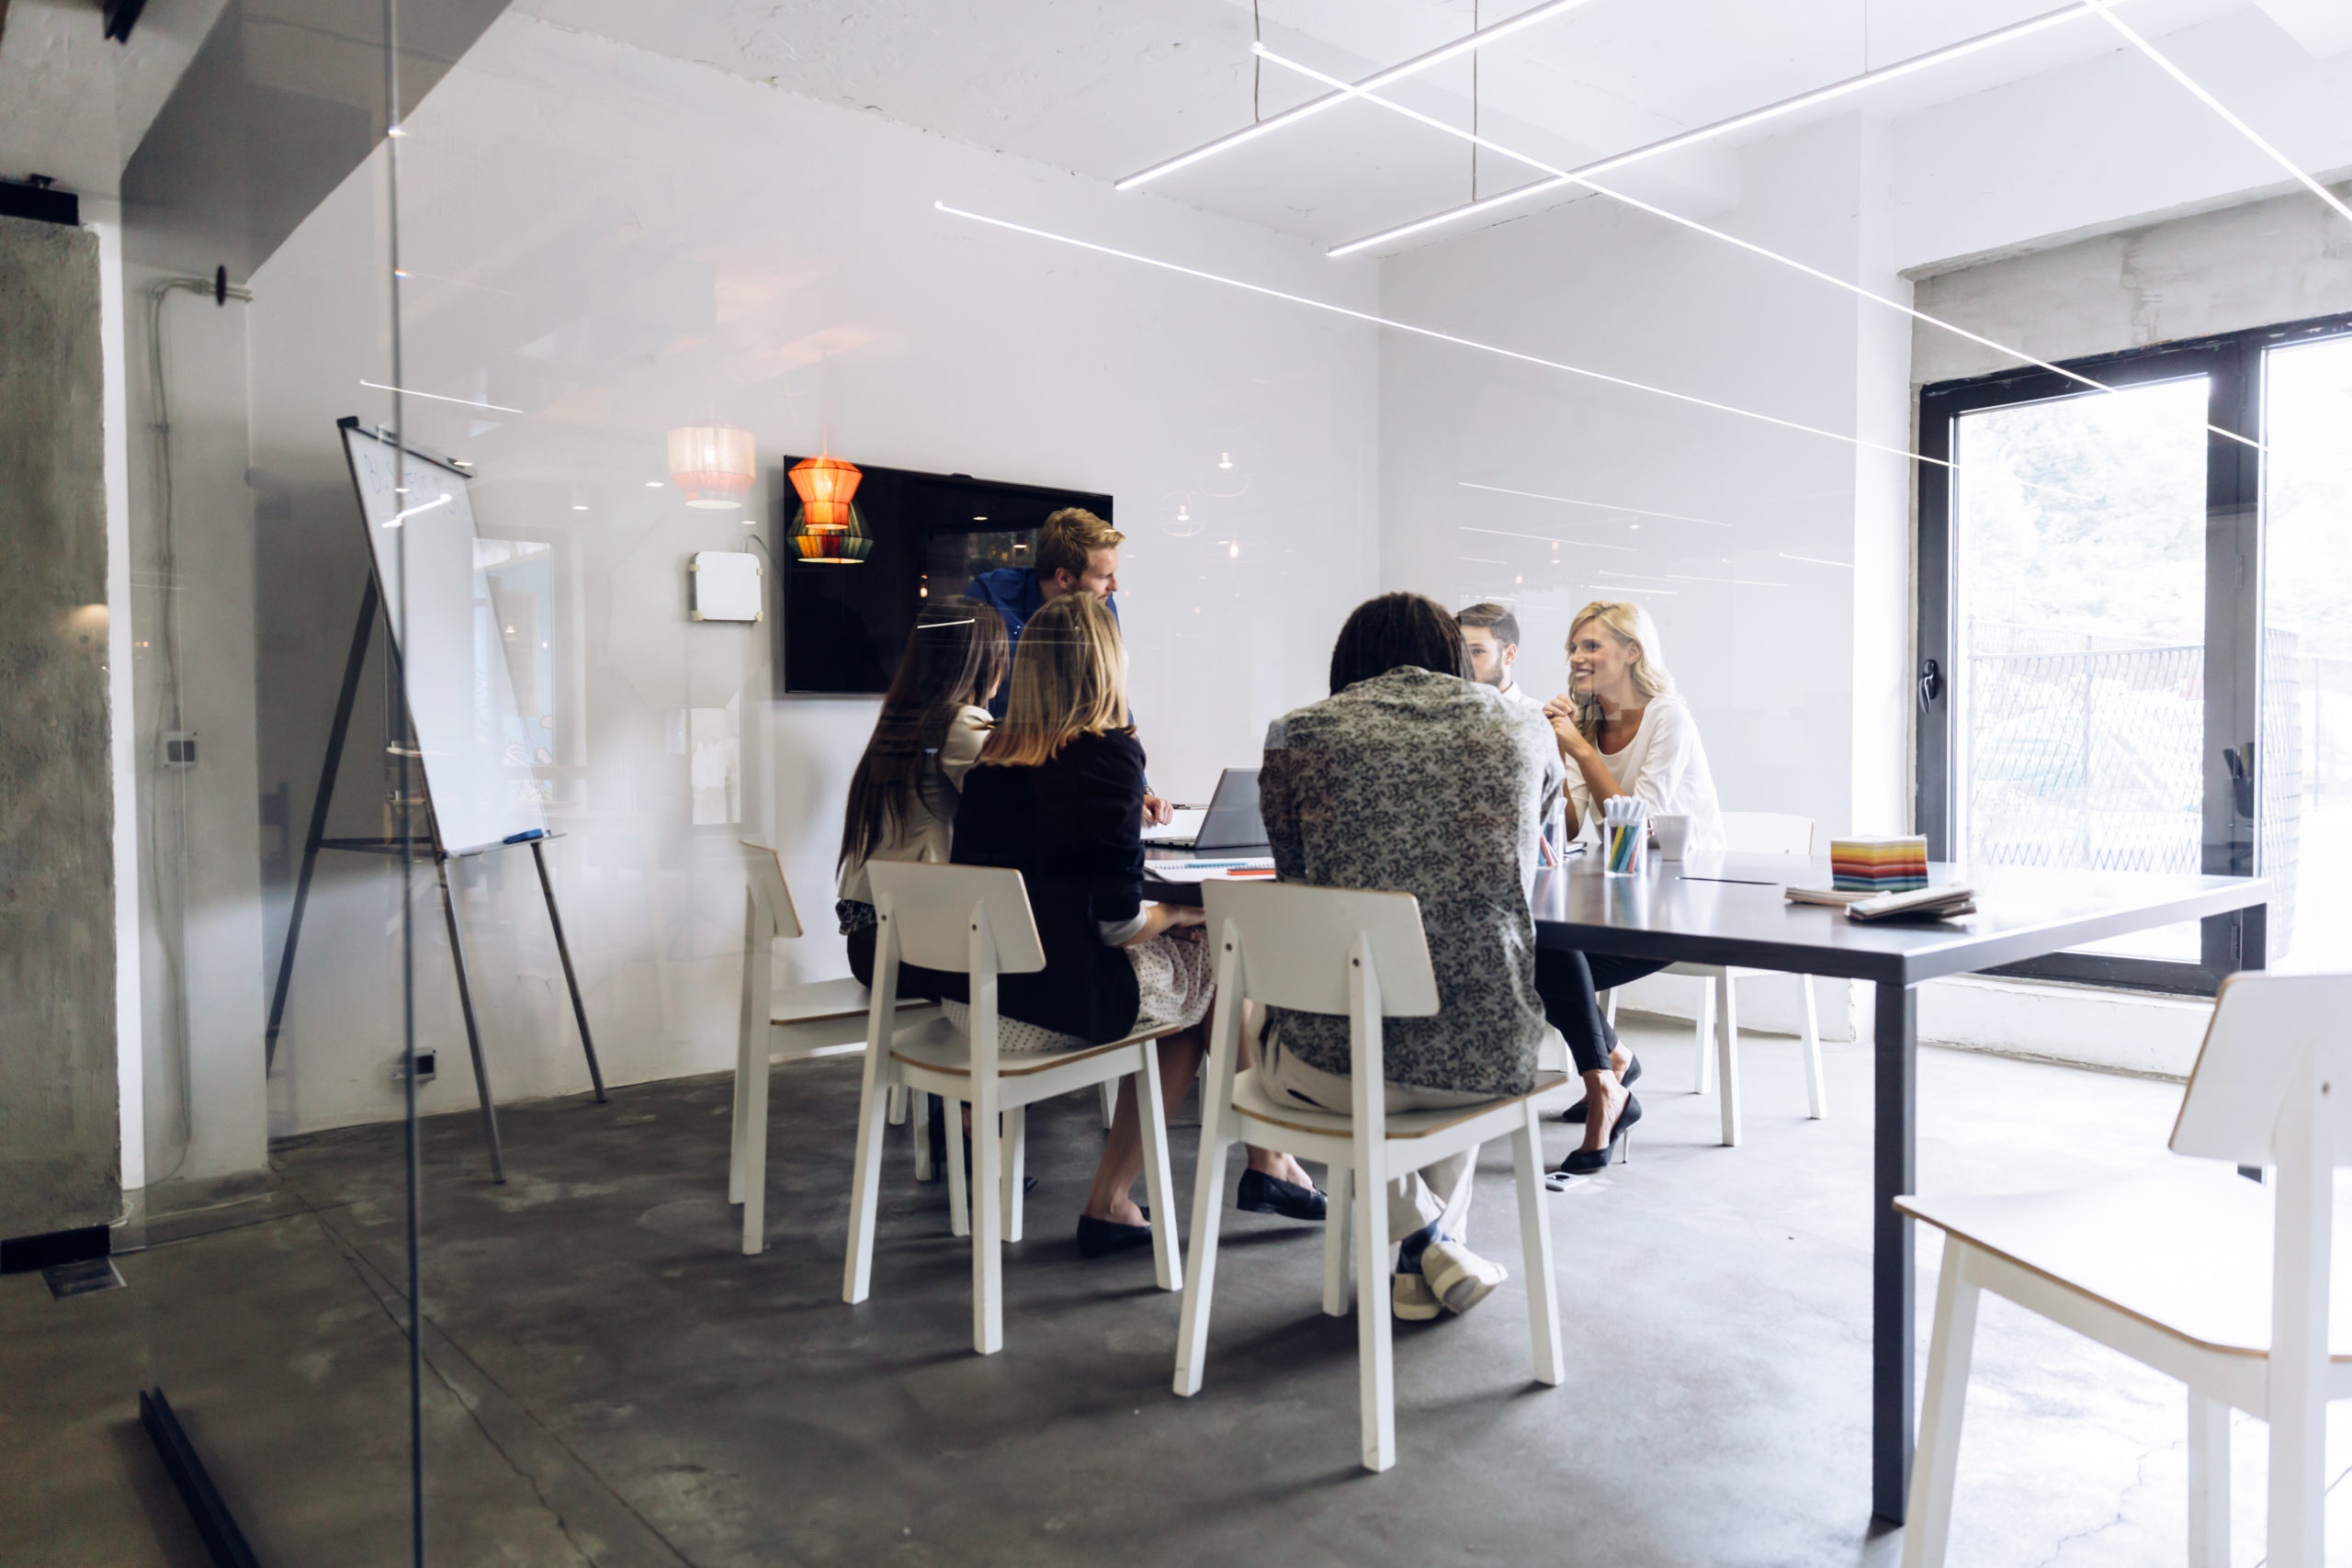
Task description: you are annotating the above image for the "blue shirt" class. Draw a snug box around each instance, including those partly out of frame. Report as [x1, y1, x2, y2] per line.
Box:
[965, 566, 1124, 719]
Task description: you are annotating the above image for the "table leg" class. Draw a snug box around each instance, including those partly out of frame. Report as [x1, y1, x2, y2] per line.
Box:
[1873, 980, 1917, 1524]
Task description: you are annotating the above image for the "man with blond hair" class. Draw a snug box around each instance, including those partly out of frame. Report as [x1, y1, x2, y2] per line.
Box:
[967, 506, 1170, 822]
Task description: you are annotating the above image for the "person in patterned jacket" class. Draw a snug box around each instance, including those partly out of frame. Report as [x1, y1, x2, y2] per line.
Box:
[1256, 593, 1568, 1324]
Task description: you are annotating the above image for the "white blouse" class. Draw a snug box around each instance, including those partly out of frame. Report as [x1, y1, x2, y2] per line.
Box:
[836, 705, 992, 905]
[1566, 691, 1724, 855]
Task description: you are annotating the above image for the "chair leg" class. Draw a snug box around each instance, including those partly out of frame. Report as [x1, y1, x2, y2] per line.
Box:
[1355, 1150, 1395, 1473]
[1800, 976, 1827, 1121]
[1175, 1016, 1241, 1399]
[739, 1019, 773, 1257]
[1136, 1054, 1182, 1292]
[1901, 1240, 1982, 1568]
[729, 1011, 753, 1209]
[1100, 1077, 1117, 1129]
[2187, 1390, 2231, 1568]
[1602, 987, 1617, 1030]
[1173, 1136, 1230, 1396]
[911, 1092, 935, 1182]
[1002, 1105, 1027, 1244]
[1322, 1165, 1354, 1317]
[1513, 1103, 1564, 1386]
[1713, 971, 1742, 1147]
[841, 1061, 895, 1303]
[945, 1098, 971, 1239]
[970, 1087, 1004, 1357]
[887, 1082, 907, 1125]
[1691, 977, 1714, 1095]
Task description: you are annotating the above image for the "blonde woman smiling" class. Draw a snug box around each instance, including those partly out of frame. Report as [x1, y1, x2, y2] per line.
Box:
[1534, 601, 1724, 1176]
[1545, 600, 1724, 853]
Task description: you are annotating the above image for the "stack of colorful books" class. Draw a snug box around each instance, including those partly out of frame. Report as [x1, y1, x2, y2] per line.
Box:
[1830, 835, 1928, 894]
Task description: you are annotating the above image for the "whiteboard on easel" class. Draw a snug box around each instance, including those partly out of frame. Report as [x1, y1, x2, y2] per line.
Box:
[339, 419, 548, 854]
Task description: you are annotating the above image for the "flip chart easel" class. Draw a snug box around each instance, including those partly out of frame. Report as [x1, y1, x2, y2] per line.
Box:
[262, 421, 607, 1182]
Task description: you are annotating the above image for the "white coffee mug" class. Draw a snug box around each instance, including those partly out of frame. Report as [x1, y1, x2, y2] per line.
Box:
[1651, 814, 1692, 860]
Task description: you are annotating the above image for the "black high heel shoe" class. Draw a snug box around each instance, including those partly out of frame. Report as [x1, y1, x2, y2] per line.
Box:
[1555, 1092, 1641, 1177]
[1559, 1054, 1642, 1122]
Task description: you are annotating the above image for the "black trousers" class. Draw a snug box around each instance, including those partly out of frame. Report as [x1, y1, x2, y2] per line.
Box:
[1533, 948, 1671, 1077]
[846, 924, 876, 991]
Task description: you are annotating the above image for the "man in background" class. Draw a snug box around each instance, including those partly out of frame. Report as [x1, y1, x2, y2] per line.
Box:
[1456, 602, 1542, 712]
[967, 506, 1170, 823]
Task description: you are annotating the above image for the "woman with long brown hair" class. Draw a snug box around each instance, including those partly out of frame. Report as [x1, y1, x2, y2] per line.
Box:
[944, 592, 1321, 1257]
[835, 596, 1008, 987]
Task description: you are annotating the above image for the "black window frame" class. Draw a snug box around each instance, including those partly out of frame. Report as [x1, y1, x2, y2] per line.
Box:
[1916, 308, 2352, 996]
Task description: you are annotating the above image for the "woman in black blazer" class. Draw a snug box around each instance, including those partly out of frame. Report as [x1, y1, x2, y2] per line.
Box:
[943, 592, 1320, 1257]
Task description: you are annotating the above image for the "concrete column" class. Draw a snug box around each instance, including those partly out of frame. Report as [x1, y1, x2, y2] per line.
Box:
[0, 213, 121, 1242]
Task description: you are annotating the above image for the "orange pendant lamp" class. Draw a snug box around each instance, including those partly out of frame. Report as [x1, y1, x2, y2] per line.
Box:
[788, 455, 862, 528]
[667, 424, 757, 510]
[787, 455, 871, 564]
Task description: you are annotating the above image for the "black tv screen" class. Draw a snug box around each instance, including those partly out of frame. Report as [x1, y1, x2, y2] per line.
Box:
[775, 458, 1114, 695]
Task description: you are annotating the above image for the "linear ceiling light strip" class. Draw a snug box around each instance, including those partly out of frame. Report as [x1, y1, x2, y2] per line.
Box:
[2083, 0, 2352, 226]
[1114, 0, 1603, 190]
[1321, 0, 2123, 256]
[1458, 481, 1734, 527]
[936, 201, 1943, 467]
[1459, 524, 1637, 550]
[1270, 49, 2263, 452]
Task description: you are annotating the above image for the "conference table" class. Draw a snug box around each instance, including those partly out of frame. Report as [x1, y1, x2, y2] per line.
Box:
[1146, 846, 2271, 1524]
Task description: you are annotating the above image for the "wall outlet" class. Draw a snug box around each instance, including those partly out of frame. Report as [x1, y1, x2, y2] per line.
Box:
[159, 731, 198, 770]
[390, 1050, 437, 1086]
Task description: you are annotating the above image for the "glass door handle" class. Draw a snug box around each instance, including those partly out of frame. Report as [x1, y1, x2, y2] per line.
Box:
[1917, 658, 1942, 712]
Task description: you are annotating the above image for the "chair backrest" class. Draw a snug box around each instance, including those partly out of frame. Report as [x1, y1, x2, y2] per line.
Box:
[2172, 970, 2352, 1167]
[1720, 812, 1814, 856]
[740, 840, 802, 941]
[1201, 880, 1439, 1018]
[864, 861, 1046, 976]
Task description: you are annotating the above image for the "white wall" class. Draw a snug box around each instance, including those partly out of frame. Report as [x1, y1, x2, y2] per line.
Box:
[243, 14, 1381, 1138]
[117, 252, 270, 1186]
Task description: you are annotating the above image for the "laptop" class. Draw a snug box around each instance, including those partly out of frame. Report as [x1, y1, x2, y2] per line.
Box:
[1142, 768, 1267, 851]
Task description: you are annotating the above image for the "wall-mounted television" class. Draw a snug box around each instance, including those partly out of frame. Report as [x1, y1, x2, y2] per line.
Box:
[774, 458, 1114, 696]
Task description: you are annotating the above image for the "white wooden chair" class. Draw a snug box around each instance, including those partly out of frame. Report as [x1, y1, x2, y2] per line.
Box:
[1604, 810, 1826, 1145]
[843, 860, 1187, 1356]
[730, 842, 937, 1257]
[1172, 880, 1568, 1472]
[1899, 970, 2352, 1568]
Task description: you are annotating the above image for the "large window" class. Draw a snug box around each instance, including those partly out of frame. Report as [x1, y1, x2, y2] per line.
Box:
[1918, 310, 2352, 993]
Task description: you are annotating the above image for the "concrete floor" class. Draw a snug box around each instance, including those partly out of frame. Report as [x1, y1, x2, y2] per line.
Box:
[8, 1019, 2349, 1567]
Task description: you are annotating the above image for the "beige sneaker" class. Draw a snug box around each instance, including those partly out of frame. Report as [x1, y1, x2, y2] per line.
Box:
[1391, 1270, 1442, 1321]
[1421, 1239, 1507, 1315]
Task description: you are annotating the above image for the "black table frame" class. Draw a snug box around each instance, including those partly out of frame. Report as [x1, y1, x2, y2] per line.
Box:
[1148, 850, 2270, 1524]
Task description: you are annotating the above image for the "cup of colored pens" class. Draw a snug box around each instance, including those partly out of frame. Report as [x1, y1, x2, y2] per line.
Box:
[1602, 797, 1650, 875]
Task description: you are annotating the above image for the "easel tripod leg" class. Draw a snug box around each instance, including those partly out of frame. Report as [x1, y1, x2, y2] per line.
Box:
[530, 839, 606, 1102]
[438, 858, 505, 1183]
[266, 581, 379, 1070]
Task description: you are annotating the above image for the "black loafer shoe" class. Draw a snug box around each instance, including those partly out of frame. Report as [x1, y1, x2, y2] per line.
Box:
[1236, 1168, 1329, 1222]
[1076, 1214, 1155, 1258]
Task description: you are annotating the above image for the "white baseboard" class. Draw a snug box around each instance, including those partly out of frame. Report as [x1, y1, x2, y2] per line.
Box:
[1915, 975, 2207, 1080]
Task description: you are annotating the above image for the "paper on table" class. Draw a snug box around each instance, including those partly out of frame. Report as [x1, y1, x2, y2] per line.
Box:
[1148, 858, 1276, 884]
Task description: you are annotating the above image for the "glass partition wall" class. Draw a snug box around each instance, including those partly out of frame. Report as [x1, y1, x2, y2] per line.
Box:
[33, 2, 468, 1561]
